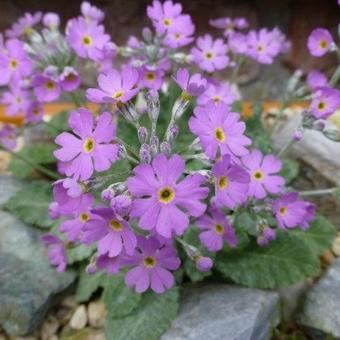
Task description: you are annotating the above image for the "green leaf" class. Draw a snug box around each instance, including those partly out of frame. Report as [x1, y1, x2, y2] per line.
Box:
[281, 159, 299, 184]
[215, 231, 320, 289]
[76, 270, 104, 303]
[9, 144, 56, 179]
[2, 181, 53, 228]
[290, 215, 336, 255]
[102, 275, 141, 318]
[67, 244, 95, 265]
[105, 287, 179, 340]
[45, 111, 70, 137]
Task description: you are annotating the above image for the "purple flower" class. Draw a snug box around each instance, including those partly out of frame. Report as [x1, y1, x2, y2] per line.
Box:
[81, 1, 105, 23]
[147, 1, 193, 35]
[307, 28, 333, 57]
[53, 177, 90, 215]
[0, 124, 17, 150]
[110, 194, 132, 217]
[32, 74, 61, 103]
[96, 255, 121, 275]
[197, 209, 237, 251]
[86, 66, 139, 104]
[26, 101, 44, 123]
[67, 17, 110, 61]
[209, 17, 248, 37]
[1, 86, 30, 116]
[273, 192, 315, 230]
[247, 29, 283, 64]
[212, 155, 250, 209]
[242, 149, 285, 199]
[41, 234, 67, 273]
[6, 12, 42, 38]
[124, 236, 180, 293]
[310, 86, 340, 119]
[307, 70, 328, 91]
[139, 66, 164, 90]
[59, 67, 81, 92]
[0, 39, 33, 85]
[43, 13, 60, 29]
[173, 68, 207, 97]
[59, 194, 94, 242]
[163, 25, 195, 48]
[128, 154, 209, 238]
[54, 109, 118, 181]
[228, 32, 249, 55]
[190, 35, 229, 72]
[189, 101, 251, 160]
[197, 81, 236, 106]
[82, 207, 137, 257]
[195, 256, 213, 272]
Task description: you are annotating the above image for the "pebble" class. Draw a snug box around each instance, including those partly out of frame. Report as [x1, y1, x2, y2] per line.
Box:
[41, 315, 59, 340]
[331, 234, 340, 257]
[70, 305, 88, 330]
[87, 300, 106, 328]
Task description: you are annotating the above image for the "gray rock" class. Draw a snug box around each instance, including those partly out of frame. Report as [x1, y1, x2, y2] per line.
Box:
[0, 174, 26, 205]
[275, 114, 340, 186]
[298, 258, 340, 338]
[0, 211, 75, 336]
[161, 284, 280, 340]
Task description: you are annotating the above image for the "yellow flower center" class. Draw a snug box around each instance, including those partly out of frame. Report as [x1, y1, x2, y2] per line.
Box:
[33, 109, 40, 115]
[180, 91, 191, 101]
[217, 176, 229, 190]
[9, 59, 18, 70]
[214, 223, 224, 235]
[112, 90, 124, 100]
[146, 72, 155, 81]
[158, 186, 175, 204]
[214, 127, 225, 142]
[174, 33, 181, 40]
[252, 170, 265, 181]
[15, 96, 22, 104]
[110, 220, 123, 231]
[317, 101, 327, 111]
[143, 256, 157, 268]
[163, 18, 172, 27]
[23, 26, 33, 35]
[212, 96, 221, 103]
[83, 137, 95, 153]
[45, 81, 55, 90]
[82, 35, 93, 46]
[257, 44, 264, 53]
[205, 51, 214, 60]
[279, 206, 287, 216]
[79, 212, 89, 223]
[319, 39, 328, 49]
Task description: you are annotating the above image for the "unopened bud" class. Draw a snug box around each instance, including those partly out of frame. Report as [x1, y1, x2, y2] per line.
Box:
[142, 27, 153, 43]
[312, 120, 326, 131]
[117, 144, 127, 159]
[86, 263, 97, 275]
[150, 135, 159, 155]
[147, 90, 160, 123]
[138, 126, 148, 143]
[139, 143, 151, 163]
[160, 141, 171, 155]
[293, 129, 303, 141]
[195, 256, 213, 272]
[101, 188, 114, 201]
[110, 194, 131, 216]
[166, 123, 179, 143]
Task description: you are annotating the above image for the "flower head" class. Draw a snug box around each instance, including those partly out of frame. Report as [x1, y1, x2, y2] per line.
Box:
[242, 149, 285, 199]
[67, 17, 110, 61]
[139, 66, 164, 90]
[189, 101, 251, 160]
[197, 209, 237, 251]
[273, 192, 315, 230]
[0, 39, 33, 85]
[82, 207, 137, 257]
[212, 155, 250, 209]
[310, 86, 340, 119]
[43, 12, 60, 29]
[59, 67, 81, 92]
[41, 234, 67, 272]
[197, 81, 236, 106]
[26, 101, 44, 123]
[124, 236, 180, 293]
[0, 124, 17, 150]
[128, 154, 209, 238]
[81, 1, 105, 23]
[86, 66, 139, 104]
[54, 109, 118, 180]
[307, 70, 328, 91]
[190, 35, 229, 72]
[6, 12, 42, 38]
[32, 74, 61, 103]
[1, 85, 30, 116]
[173, 68, 207, 97]
[307, 28, 333, 57]
[209, 17, 248, 37]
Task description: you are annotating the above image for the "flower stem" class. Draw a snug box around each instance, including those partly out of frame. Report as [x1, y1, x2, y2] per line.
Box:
[41, 120, 63, 133]
[277, 137, 297, 158]
[329, 64, 340, 87]
[4, 147, 60, 180]
[299, 188, 336, 197]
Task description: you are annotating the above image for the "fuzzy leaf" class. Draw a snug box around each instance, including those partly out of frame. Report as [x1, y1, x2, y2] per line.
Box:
[9, 144, 56, 179]
[102, 275, 141, 318]
[2, 181, 53, 228]
[67, 244, 95, 265]
[216, 231, 320, 289]
[105, 287, 179, 340]
[45, 111, 70, 137]
[76, 270, 104, 303]
[290, 215, 336, 255]
[281, 159, 299, 184]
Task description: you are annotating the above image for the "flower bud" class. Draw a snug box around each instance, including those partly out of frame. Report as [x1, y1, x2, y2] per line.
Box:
[195, 256, 213, 272]
[48, 202, 60, 220]
[86, 263, 97, 275]
[293, 130, 303, 141]
[166, 123, 179, 143]
[312, 120, 326, 131]
[110, 194, 132, 216]
[139, 143, 151, 163]
[160, 141, 171, 156]
[257, 236, 269, 246]
[101, 188, 114, 201]
[150, 135, 159, 156]
[138, 126, 148, 144]
[117, 144, 127, 159]
[142, 27, 153, 43]
[147, 90, 160, 123]
[262, 227, 276, 241]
